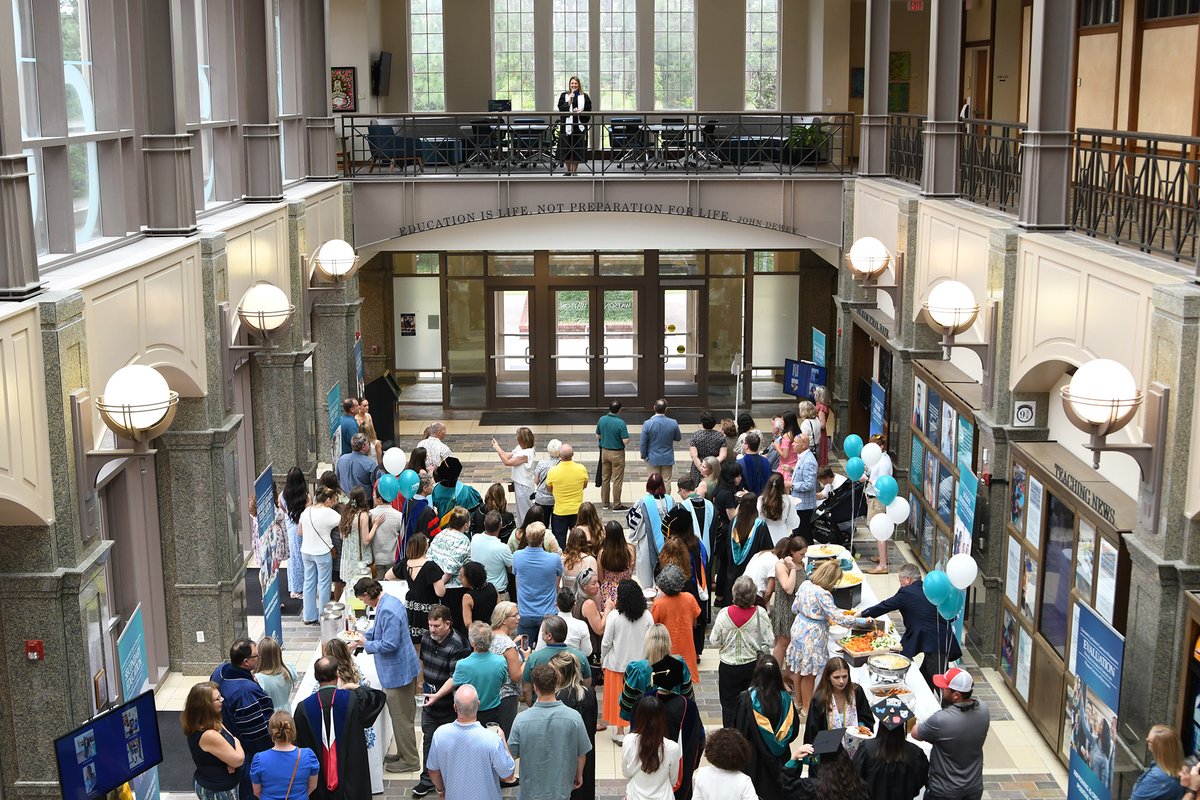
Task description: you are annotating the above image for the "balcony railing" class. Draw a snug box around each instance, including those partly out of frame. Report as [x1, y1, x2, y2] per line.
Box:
[959, 119, 1026, 212]
[1072, 128, 1200, 263]
[887, 114, 925, 185]
[335, 111, 855, 178]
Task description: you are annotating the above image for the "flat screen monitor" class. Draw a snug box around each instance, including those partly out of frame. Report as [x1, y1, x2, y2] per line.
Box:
[488, 99, 512, 112]
[783, 358, 827, 400]
[55, 691, 163, 800]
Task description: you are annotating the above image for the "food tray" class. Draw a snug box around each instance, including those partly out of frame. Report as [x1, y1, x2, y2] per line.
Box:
[807, 544, 846, 560]
[865, 683, 915, 704]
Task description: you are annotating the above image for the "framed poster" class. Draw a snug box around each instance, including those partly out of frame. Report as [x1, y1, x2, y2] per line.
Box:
[909, 492, 921, 529]
[1026, 475, 1044, 551]
[1017, 627, 1033, 700]
[926, 388, 941, 442]
[1000, 610, 1018, 679]
[1005, 536, 1021, 606]
[940, 401, 957, 461]
[923, 449, 938, 500]
[1021, 551, 1039, 622]
[921, 511, 936, 565]
[935, 532, 950, 569]
[957, 416, 974, 474]
[912, 377, 926, 431]
[1076, 519, 1097, 599]
[1096, 539, 1119, 624]
[937, 463, 954, 526]
[331, 66, 357, 112]
[911, 436, 925, 498]
[1011, 462, 1027, 531]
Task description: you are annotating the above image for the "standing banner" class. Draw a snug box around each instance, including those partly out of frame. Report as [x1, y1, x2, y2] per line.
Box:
[1067, 604, 1124, 800]
[116, 607, 159, 800]
[869, 380, 886, 438]
[354, 339, 365, 398]
[327, 382, 341, 459]
[811, 328, 826, 368]
[254, 465, 283, 643]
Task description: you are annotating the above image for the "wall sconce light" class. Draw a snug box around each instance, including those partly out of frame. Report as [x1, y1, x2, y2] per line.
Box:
[301, 239, 361, 341]
[220, 280, 296, 407]
[921, 279, 997, 400]
[846, 237, 905, 336]
[94, 364, 180, 443]
[1060, 359, 1169, 534]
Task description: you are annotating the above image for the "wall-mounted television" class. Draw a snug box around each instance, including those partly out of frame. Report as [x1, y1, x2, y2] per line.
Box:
[55, 691, 163, 800]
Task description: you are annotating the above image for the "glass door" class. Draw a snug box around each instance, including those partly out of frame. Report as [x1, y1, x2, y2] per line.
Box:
[551, 289, 594, 405]
[600, 288, 641, 404]
[662, 286, 705, 399]
[487, 288, 534, 406]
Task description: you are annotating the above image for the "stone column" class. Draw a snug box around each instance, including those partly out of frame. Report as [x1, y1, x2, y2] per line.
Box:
[301, 0, 337, 180]
[1118, 284, 1200, 755]
[0, 5, 43, 300]
[238, 0, 282, 202]
[1017, 0, 1077, 230]
[920, 0, 963, 198]
[140, 0, 197, 234]
[858, 0, 891, 176]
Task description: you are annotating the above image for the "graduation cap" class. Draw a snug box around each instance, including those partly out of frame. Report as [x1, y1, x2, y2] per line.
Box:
[811, 728, 845, 757]
[433, 456, 463, 486]
[871, 697, 914, 731]
[662, 504, 693, 537]
[649, 656, 687, 692]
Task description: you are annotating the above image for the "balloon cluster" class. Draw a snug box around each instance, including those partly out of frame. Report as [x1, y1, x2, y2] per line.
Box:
[842, 434, 906, 542]
[377, 447, 421, 503]
[921, 554, 978, 621]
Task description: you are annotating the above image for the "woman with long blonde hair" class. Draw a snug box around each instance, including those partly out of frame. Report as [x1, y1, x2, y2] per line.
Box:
[552, 651, 597, 800]
[322, 637, 362, 687]
[786, 561, 872, 713]
[561, 527, 597, 593]
[253, 637, 296, 711]
[338, 486, 374, 585]
[1130, 724, 1185, 799]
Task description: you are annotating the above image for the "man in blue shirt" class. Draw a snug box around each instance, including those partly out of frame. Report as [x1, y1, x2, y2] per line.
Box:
[511, 523, 564, 644]
[427, 685, 515, 800]
[790, 432, 818, 539]
[336, 433, 379, 495]
[353, 578, 422, 773]
[737, 431, 772, 494]
[596, 400, 631, 510]
[338, 398, 359, 457]
[639, 399, 681, 482]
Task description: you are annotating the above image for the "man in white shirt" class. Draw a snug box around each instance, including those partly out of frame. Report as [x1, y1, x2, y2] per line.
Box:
[417, 422, 453, 471]
[535, 589, 594, 657]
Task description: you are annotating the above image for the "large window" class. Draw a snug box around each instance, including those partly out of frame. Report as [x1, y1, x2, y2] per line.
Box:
[494, 0, 535, 110]
[654, 0, 695, 110]
[188, 0, 240, 209]
[1080, 0, 1119, 25]
[274, 0, 306, 182]
[745, 0, 778, 110]
[13, 0, 138, 259]
[600, 0, 636, 110]
[410, 0, 445, 111]
[1144, 0, 1198, 18]
[553, 0, 589, 95]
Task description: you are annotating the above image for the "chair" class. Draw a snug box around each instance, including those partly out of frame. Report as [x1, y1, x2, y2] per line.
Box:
[365, 125, 423, 174]
[463, 118, 502, 169]
[656, 117, 690, 169]
[691, 118, 724, 169]
[607, 117, 651, 171]
[508, 117, 552, 170]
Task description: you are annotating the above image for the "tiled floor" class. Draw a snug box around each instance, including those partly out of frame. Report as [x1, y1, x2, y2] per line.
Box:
[160, 419, 1068, 799]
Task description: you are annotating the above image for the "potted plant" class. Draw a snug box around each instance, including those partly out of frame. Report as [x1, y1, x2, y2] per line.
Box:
[784, 120, 830, 165]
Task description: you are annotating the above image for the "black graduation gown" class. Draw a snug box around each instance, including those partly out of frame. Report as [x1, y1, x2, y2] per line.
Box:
[558, 686, 598, 800]
[802, 685, 875, 778]
[295, 685, 388, 800]
[851, 738, 929, 800]
[733, 689, 799, 800]
[723, 520, 773, 592]
[631, 692, 705, 800]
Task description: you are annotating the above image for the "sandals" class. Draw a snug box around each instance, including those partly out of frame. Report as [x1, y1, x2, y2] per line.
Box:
[864, 566, 889, 575]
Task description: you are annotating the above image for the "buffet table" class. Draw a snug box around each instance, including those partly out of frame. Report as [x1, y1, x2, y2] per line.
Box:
[292, 581, 409, 795]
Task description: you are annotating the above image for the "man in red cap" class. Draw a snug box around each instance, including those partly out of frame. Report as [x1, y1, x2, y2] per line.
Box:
[912, 667, 990, 800]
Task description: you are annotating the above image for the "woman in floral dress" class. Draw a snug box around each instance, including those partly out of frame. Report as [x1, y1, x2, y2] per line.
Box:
[338, 486, 374, 584]
[786, 560, 871, 718]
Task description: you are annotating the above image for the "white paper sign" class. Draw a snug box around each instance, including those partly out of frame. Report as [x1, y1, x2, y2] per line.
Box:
[1005, 536, 1021, 607]
[1069, 603, 1081, 675]
[1025, 476, 1043, 551]
[1096, 539, 1119, 624]
[1017, 627, 1033, 701]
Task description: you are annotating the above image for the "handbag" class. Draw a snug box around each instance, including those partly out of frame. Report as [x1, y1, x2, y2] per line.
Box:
[283, 749, 301, 800]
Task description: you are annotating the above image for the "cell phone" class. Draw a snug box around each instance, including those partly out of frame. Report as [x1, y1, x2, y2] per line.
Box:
[1186, 755, 1199, 769]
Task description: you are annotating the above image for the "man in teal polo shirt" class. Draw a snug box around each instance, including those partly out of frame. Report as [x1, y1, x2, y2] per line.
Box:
[427, 622, 510, 727]
[508, 664, 590, 800]
[595, 401, 630, 510]
[521, 615, 590, 705]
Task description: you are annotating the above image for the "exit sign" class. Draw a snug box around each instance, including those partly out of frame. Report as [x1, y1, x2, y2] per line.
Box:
[908, 0, 924, 9]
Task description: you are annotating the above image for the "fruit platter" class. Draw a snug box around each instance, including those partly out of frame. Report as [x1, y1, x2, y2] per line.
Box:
[836, 629, 901, 667]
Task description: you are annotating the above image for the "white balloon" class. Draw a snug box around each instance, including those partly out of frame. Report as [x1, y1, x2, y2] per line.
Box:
[869, 514, 895, 541]
[885, 497, 911, 525]
[382, 447, 406, 476]
[861, 442, 882, 469]
[947, 553, 979, 589]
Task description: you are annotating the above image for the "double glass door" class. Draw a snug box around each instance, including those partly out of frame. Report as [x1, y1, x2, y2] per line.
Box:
[550, 287, 643, 406]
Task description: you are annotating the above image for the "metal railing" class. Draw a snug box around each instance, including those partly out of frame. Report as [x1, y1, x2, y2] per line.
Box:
[335, 111, 855, 178]
[1072, 128, 1200, 263]
[887, 114, 925, 185]
[959, 118, 1026, 212]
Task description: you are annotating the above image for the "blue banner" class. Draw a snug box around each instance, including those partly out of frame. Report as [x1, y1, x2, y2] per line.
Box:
[783, 359, 827, 399]
[254, 465, 283, 644]
[926, 388, 941, 443]
[116, 608, 159, 800]
[354, 339, 365, 398]
[869, 380, 886, 438]
[811, 328, 826, 368]
[957, 416, 974, 474]
[910, 436, 925, 499]
[953, 469, 977, 556]
[327, 382, 341, 459]
[1067, 605, 1124, 800]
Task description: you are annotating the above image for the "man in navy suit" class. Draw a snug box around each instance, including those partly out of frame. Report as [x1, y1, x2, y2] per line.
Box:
[860, 562, 963, 691]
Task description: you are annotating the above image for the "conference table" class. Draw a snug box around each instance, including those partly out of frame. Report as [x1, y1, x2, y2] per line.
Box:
[292, 581, 409, 795]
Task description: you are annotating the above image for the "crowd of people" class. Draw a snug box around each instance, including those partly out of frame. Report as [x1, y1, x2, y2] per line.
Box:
[184, 397, 1200, 800]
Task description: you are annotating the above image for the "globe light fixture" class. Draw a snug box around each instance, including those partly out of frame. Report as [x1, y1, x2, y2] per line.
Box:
[312, 238, 360, 281]
[843, 237, 905, 335]
[923, 280, 979, 336]
[236, 281, 295, 335]
[95, 364, 179, 442]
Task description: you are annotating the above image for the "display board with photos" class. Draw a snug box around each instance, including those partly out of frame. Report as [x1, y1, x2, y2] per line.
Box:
[998, 441, 1133, 720]
[908, 362, 980, 572]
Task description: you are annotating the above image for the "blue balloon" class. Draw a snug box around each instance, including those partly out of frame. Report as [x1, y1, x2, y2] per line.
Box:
[923, 570, 953, 606]
[845, 457, 865, 481]
[397, 469, 421, 500]
[378, 474, 401, 503]
[938, 590, 964, 621]
[843, 434, 864, 458]
[876, 475, 899, 506]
